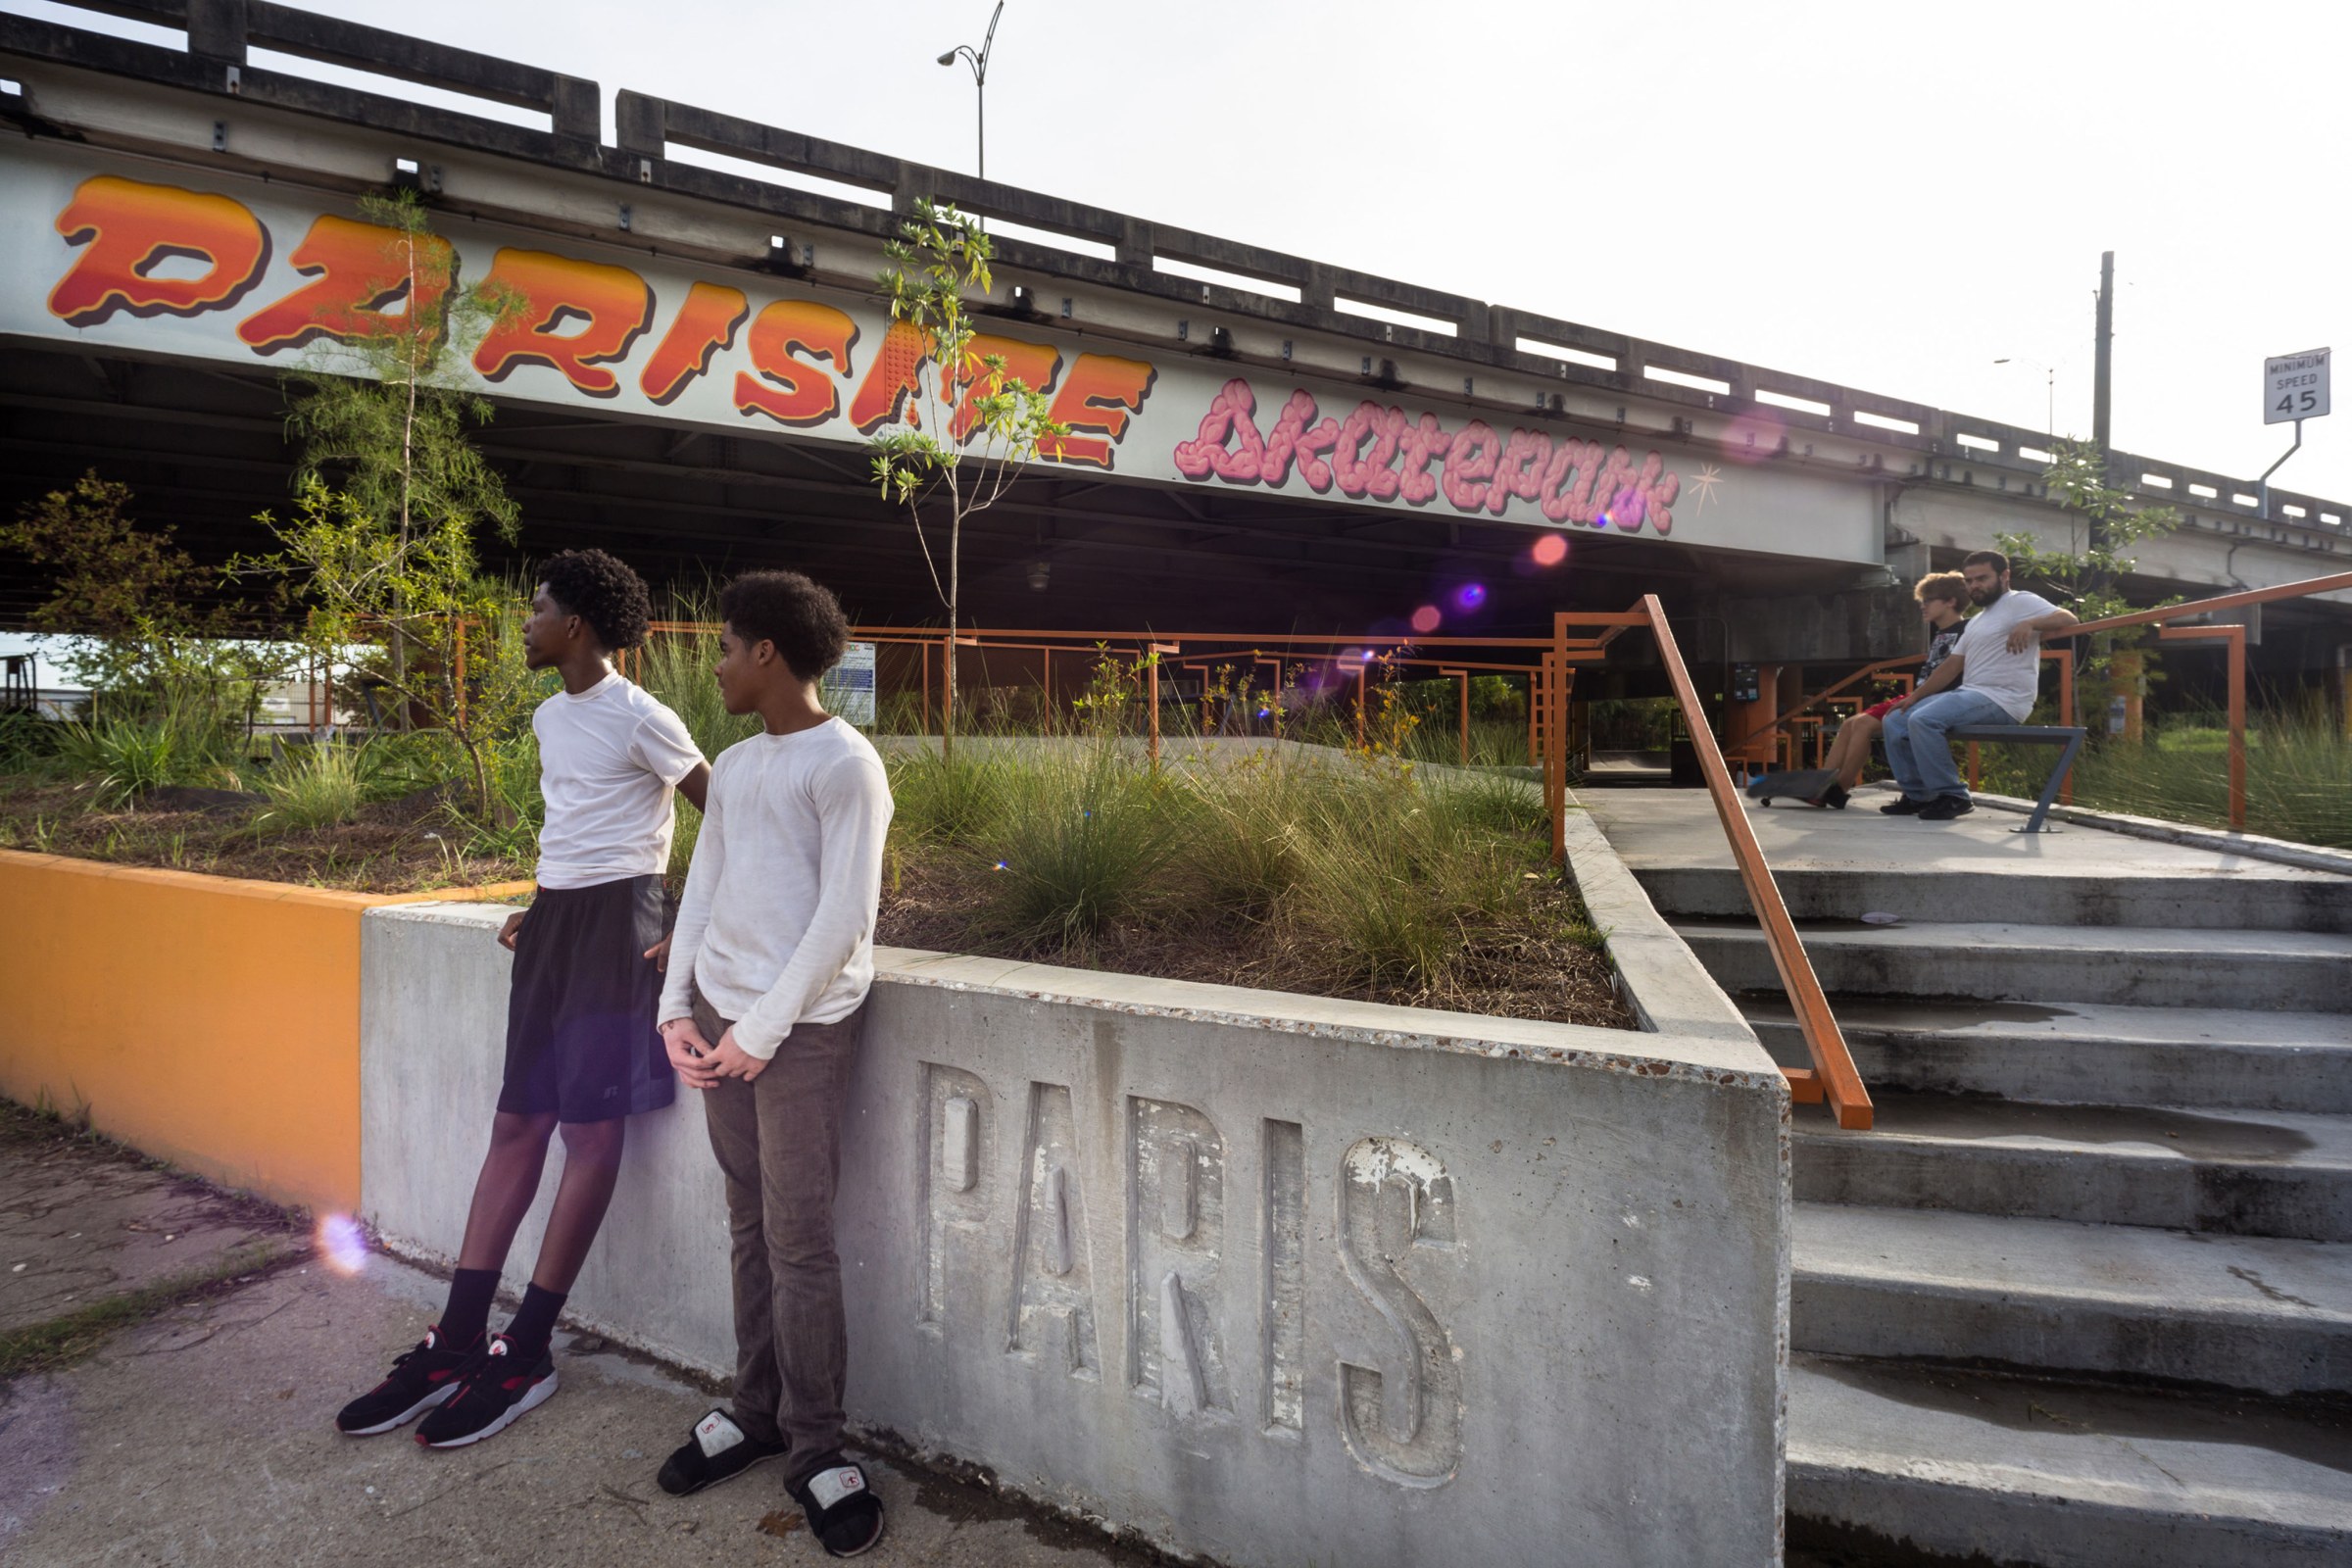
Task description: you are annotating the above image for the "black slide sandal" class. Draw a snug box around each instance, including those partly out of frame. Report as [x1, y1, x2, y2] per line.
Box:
[656, 1408, 787, 1496]
[792, 1453, 885, 1557]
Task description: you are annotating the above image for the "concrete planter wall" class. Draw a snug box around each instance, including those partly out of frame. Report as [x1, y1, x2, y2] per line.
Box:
[361, 893, 1788, 1566]
[0, 850, 521, 1211]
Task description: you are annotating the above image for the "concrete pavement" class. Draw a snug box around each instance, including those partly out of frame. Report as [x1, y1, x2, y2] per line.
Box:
[0, 1109, 1904, 1567]
[0, 1109, 1168, 1567]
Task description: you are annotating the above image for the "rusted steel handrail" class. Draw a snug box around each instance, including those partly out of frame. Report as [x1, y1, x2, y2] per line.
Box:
[2157, 623, 2248, 829]
[1637, 599, 1872, 1129]
[2066, 568, 2352, 639]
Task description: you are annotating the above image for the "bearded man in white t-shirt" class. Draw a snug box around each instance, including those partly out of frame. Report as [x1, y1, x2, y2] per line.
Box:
[336, 550, 709, 1448]
[1880, 549, 2079, 821]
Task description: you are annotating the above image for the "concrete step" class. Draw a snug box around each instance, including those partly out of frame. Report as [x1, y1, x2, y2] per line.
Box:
[1788, 1353, 2352, 1565]
[1637, 861, 2352, 933]
[1676, 919, 2352, 1012]
[1747, 998, 2352, 1114]
[1792, 1202, 2352, 1395]
[1794, 1093, 2352, 1243]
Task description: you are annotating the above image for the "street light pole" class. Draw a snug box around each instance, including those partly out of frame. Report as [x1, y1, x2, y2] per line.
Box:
[937, 2, 1004, 180]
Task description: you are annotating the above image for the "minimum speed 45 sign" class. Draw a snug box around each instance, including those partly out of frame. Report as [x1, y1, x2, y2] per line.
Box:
[2265, 347, 2330, 425]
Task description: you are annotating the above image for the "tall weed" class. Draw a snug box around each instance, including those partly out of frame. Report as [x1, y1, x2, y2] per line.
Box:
[986, 742, 1184, 950]
[56, 719, 181, 807]
[254, 741, 367, 833]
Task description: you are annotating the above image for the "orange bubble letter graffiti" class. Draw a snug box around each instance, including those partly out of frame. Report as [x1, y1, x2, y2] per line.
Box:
[235, 215, 453, 355]
[641, 281, 750, 406]
[847, 320, 939, 434]
[1039, 353, 1155, 468]
[471, 248, 654, 398]
[732, 298, 858, 427]
[48, 175, 271, 327]
[949, 334, 1062, 443]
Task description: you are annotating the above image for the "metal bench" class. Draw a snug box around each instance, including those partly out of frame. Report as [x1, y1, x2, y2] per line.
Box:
[1948, 724, 2086, 833]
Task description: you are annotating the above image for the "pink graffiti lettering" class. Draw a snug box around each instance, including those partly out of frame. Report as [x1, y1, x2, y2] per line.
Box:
[1397, 414, 1453, 505]
[1260, 390, 1340, 492]
[1171, 376, 1686, 531]
[1172, 378, 1270, 483]
[1442, 420, 1499, 512]
[1486, 428, 1552, 517]
[1333, 401, 1408, 501]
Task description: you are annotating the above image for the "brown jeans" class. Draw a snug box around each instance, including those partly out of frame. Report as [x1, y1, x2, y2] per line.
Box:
[692, 985, 865, 1482]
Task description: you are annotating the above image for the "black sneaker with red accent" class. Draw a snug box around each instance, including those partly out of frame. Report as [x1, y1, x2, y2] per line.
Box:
[415, 1333, 559, 1448]
[335, 1326, 478, 1437]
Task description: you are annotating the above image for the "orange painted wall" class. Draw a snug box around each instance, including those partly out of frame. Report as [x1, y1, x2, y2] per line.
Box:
[0, 852, 523, 1213]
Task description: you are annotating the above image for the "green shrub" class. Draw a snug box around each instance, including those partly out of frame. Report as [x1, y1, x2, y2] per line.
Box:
[1176, 752, 1306, 922]
[984, 742, 1186, 950]
[888, 747, 1006, 849]
[57, 718, 181, 807]
[254, 742, 367, 834]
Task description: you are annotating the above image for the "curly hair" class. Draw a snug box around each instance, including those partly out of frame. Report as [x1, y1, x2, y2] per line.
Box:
[1913, 570, 1968, 608]
[719, 569, 850, 681]
[540, 549, 652, 651]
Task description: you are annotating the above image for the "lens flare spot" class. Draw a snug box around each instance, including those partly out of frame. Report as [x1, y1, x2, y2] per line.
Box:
[1532, 534, 1568, 566]
[993, 859, 1008, 871]
[317, 1213, 368, 1276]
[1409, 605, 1443, 634]
[1455, 583, 1488, 611]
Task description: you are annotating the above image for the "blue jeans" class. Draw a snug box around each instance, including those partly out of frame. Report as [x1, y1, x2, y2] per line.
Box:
[1882, 689, 2011, 801]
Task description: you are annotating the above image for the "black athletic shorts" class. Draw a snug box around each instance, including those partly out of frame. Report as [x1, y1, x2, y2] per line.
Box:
[499, 873, 675, 1123]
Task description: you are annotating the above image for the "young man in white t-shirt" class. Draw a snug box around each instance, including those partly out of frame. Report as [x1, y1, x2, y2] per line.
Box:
[1880, 549, 2079, 821]
[646, 569, 893, 1557]
[336, 550, 708, 1446]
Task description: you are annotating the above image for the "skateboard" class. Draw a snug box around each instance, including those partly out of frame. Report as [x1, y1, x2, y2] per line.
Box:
[1744, 767, 1841, 808]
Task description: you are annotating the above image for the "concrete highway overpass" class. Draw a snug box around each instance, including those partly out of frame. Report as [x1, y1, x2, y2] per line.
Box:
[4, 0, 2349, 697]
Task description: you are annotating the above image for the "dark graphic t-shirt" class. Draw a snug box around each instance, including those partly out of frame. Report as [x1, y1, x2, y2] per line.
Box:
[1922, 619, 1966, 680]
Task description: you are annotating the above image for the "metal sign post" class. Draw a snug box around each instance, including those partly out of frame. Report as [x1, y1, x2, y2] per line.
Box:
[2259, 347, 2330, 517]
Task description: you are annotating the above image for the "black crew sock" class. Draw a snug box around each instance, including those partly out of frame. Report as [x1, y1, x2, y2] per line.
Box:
[439, 1267, 500, 1349]
[503, 1283, 567, 1362]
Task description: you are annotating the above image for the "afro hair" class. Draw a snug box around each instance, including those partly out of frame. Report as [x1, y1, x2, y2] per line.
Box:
[718, 569, 850, 682]
[540, 549, 653, 652]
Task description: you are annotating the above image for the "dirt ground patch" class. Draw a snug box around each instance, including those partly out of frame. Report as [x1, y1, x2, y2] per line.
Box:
[878, 849, 1633, 1031]
[0, 776, 524, 894]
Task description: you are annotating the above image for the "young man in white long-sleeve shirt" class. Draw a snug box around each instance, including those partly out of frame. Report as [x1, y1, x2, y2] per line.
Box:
[647, 569, 893, 1558]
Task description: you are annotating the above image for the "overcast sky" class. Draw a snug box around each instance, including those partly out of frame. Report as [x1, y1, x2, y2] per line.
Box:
[16, 0, 2350, 503]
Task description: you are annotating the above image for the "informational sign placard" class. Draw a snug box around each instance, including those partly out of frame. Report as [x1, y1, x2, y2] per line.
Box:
[824, 642, 877, 727]
[2265, 347, 2330, 425]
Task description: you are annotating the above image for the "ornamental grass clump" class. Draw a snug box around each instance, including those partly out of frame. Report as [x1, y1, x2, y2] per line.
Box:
[56, 718, 183, 808]
[875, 737, 1628, 1028]
[253, 740, 368, 834]
[888, 746, 1008, 851]
[982, 741, 1185, 953]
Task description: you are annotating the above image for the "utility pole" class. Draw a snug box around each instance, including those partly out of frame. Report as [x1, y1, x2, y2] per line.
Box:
[2090, 250, 2115, 552]
[2092, 251, 2114, 450]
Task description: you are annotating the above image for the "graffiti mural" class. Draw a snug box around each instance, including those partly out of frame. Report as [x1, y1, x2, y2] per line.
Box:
[2, 140, 1913, 561]
[1173, 377, 1683, 534]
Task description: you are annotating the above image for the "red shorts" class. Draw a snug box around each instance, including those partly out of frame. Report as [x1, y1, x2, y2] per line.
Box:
[1860, 699, 1899, 721]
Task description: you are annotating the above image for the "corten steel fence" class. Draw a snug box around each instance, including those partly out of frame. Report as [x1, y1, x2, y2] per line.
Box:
[1747, 568, 2352, 834]
[627, 607, 1872, 1129]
